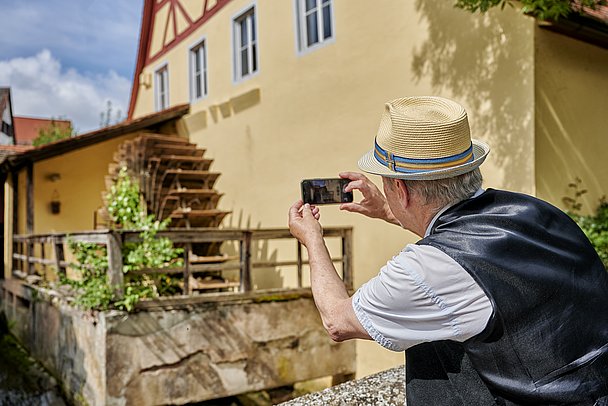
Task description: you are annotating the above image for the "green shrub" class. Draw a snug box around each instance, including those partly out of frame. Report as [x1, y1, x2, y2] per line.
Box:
[63, 168, 183, 311]
[563, 178, 608, 268]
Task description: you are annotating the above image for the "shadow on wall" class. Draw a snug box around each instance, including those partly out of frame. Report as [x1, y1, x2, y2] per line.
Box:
[412, 0, 534, 191]
[222, 210, 283, 290]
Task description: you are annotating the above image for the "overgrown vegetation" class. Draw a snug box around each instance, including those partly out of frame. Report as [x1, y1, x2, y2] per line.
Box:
[32, 120, 74, 147]
[563, 178, 608, 268]
[455, 0, 606, 21]
[62, 168, 182, 311]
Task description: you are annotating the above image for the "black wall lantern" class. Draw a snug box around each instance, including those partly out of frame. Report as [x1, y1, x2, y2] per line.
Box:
[50, 189, 61, 214]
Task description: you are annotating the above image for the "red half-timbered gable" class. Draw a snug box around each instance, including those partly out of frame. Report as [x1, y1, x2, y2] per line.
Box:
[128, 0, 232, 118]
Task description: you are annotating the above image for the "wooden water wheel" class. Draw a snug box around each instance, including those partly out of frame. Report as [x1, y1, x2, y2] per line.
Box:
[100, 132, 236, 291]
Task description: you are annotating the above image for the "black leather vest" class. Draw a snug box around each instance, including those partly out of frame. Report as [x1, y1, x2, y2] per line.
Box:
[408, 189, 608, 405]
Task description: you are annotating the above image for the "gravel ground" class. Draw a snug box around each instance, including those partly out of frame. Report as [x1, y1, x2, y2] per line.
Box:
[280, 366, 406, 406]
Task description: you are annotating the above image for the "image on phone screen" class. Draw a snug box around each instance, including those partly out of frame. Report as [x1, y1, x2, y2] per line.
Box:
[301, 178, 353, 205]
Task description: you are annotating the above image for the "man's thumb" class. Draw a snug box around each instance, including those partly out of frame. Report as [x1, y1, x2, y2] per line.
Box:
[302, 203, 313, 218]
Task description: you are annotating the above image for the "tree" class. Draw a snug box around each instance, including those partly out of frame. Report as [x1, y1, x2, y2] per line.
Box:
[455, 0, 606, 20]
[99, 100, 123, 128]
[32, 119, 74, 147]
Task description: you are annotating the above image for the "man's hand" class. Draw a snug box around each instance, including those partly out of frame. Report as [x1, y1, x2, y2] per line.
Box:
[339, 172, 399, 225]
[288, 200, 322, 247]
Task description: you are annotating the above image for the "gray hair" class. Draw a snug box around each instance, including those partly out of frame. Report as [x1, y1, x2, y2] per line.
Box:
[401, 168, 483, 212]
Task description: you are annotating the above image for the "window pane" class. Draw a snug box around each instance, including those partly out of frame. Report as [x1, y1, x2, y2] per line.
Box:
[241, 48, 249, 76]
[194, 49, 201, 74]
[240, 19, 248, 46]
[306, 12, 319, 46]
[323, 5, 332, 39]
[305, 0, 316, 12]
[195, 74, 201, 98]
[250, 13, 256, 41]
[252, 43, 257, 72]
[203, 68, 207, 94]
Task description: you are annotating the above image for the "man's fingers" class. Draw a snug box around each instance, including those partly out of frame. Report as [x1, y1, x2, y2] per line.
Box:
[339, 171, 367, 181]
[340, 203, 364, 214]
[344, 179, 368, 193]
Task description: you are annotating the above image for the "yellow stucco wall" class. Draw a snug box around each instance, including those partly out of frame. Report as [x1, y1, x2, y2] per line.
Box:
[132, 0, 535, 378]
[12, 134, 138, 235]
[535, 27, 608, 213]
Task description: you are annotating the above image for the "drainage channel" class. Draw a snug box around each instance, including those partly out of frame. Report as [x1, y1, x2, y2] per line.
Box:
[0, 313, 67, 406]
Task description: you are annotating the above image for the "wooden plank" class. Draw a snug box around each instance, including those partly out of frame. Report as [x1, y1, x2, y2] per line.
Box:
[183, 243, 192, 295]
[134, 287, 313, 310]
[152, 144, 205, 156]
[166, 188, 219, 197]
[159, 155, 211, 163]
[12, 254, 55, 266]
[24, 242, 31, 275]
[122, 229, 245, 243]
[26, 163, 33, 234]
[251, 258, 341, 268]
[297, 241, 303, 288]
[106, 232, 124, 298]
[139, 133, 191, 144]
[169, 209, 228, 218]
[163, 169, 220, 179]
[189, 254, 238, 264]
[10, 172, 18, 278]
[53, 237, 65, 275]
[239, 232, 252, 292]
[342, 228, 353, 290]
[192, 281, 240, 290]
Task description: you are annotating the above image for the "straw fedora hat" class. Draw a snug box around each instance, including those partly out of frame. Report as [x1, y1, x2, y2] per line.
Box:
[358, 96, 490, 180]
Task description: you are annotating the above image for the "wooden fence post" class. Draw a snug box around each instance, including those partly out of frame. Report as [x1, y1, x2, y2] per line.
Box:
[297, 241, 303, 288]
[342, 228, 353, 290]
[53, 237, 65, 276]
[183, 243, 192, 295]
[24, 240, 32, 275]
[107, 232, 124, 298]
[239, 231, 252, 292]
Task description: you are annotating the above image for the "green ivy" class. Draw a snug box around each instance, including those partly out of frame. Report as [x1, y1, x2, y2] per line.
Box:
[563, 178, 608, 268]
[64, 168, 183, 311]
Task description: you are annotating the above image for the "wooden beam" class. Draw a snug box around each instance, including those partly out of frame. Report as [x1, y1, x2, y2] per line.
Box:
[107, 232, 124, 298]
[26, 163, 33, 234]
[239, 232, 252, 292]
[342, 228, 353, 290]
[4, 175, 14, 279]
[53, 237, 65, 276]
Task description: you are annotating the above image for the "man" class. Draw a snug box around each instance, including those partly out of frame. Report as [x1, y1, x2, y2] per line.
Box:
[288, 96, 608, 405]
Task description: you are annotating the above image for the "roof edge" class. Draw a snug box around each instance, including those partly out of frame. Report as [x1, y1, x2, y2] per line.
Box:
[127, 0, 154, 120]
[4, 103, 190, 170]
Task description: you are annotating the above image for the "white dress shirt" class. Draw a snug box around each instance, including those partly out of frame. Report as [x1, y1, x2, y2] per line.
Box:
[352, 190, 493, 352]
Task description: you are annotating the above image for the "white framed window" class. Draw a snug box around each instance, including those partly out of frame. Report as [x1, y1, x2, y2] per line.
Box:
[155, 64, 169, 111]
[295, 0, 334, 53]
[189, 39, 208, 102]
[233, 6, 258, 81]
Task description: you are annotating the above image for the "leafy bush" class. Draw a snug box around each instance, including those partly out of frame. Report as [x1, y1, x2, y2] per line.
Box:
[63, 168, 183, 311]
[32, 120, 74, 147]
[563, 178, 608, 268]
[454, 0, 606, 21]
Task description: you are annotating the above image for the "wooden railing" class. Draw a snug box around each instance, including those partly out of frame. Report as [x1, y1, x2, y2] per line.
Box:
[11, 227, 353, 300]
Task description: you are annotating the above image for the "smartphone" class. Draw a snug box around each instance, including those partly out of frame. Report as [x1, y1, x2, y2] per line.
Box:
[301, 178, 353, 205]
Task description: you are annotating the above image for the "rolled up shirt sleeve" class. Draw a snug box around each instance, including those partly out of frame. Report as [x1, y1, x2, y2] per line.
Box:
[352, 244, 493, 352]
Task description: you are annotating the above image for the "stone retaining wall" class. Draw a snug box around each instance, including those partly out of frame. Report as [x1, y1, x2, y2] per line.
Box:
[1, 280, 356, 405]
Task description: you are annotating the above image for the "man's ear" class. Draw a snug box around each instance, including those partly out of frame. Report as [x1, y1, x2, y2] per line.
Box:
[394, 179, 410, 208]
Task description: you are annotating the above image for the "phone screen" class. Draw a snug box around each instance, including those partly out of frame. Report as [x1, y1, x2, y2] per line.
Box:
[301, 178, 353, 205]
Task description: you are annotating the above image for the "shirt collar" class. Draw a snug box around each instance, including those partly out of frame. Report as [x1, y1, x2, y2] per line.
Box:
[424, 188, 485, 237]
